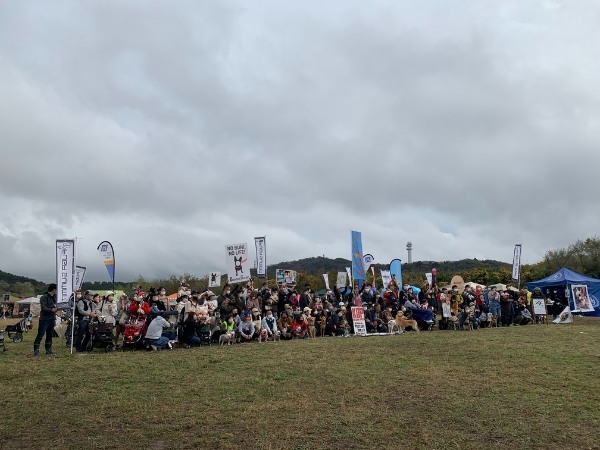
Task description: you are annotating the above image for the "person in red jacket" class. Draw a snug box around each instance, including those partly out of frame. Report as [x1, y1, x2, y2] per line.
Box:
[129, 295, 150, 319]
[292, 313, 309, 339]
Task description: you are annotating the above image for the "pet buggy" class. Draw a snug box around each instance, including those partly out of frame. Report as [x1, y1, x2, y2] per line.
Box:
[122, 318, 147, 351]
[88, 321, 115, 352]
[5, 319, 26, 342]
[407, 308, 435, 331]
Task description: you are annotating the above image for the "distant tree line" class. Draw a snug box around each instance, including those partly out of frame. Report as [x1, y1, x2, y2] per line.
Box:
[2, 236, 600, 296]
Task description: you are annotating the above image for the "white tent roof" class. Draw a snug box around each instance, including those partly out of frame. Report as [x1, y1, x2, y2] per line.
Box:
[15, 296, 40, 304]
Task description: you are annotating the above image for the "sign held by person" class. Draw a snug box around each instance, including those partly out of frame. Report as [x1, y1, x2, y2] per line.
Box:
[276, 269, 296, 286]
[208, 272, 222, 288]
[225, 243, 250, 283]
[336, 272, 347, 289]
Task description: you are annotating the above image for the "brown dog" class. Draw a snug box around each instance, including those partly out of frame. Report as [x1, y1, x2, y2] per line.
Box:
[307, 316, 316, 339]
[395, 315, 420, 333]
[319, 316, 327, 337]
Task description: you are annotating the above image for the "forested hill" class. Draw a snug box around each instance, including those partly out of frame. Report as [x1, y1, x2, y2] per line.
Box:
[268, 257, 510, 277]
[0, 269, 47, 297]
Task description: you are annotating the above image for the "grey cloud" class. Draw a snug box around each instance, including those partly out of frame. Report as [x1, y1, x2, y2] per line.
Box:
[1, 0, 599, 281]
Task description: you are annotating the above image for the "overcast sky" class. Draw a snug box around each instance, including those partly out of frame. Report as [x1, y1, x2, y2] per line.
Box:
[1, 1, 599, 283]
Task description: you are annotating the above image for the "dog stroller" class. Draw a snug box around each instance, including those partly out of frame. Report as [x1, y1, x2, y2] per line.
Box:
[122, 318, 147, 351]
[88, 321, 115, 352]
[408, 308, 435, 331]
[5, 319, 26, 342]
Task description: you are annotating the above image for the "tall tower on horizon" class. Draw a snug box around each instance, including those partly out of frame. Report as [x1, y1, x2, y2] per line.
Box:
[406, 241, 413, 264]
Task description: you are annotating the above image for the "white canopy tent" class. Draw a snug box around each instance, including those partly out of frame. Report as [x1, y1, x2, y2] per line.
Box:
[15, 296, 41, 317]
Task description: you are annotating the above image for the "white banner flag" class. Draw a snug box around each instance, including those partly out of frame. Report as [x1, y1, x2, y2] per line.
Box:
[225, 243, 251, 283]
[74, 266, 86, 291]
[345, 267, 352, 285]
[323, 274, 330, 290]
[208, 272, 221, 288]
[381, 270, 392, 289]
[56, 240, 75, 309]
[512, 244, 522, 282]
[254, 237, 266, 277]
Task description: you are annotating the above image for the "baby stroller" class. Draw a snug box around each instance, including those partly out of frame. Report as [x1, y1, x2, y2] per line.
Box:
[5, 319, 26, 342]
[122, 318, 147, 351]
[407, 308, 435, 331]
[88, 319, 115, 352]
[196, 318, 212, 346]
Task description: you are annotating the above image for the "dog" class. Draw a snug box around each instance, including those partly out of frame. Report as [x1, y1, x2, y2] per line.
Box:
[339, 316, 351, 337]
[307, 316, 316, 339]
[387, 319, 401, 334]
[258, 328, 269, 343]
[395, 316, 420, 333]
[319, 316, 327, 337]
[538, 315, 547, 325]
[219, 330, 235, 345]
[448, 315, 460, 330]
[490, 316, 499, 328]
[462, 316, 474, 331]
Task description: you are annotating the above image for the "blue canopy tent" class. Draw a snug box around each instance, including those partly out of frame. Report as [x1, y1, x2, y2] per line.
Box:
[526, 268, 600, 317]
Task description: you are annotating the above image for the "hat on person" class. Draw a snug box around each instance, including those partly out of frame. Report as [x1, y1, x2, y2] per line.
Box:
[105, 291, 114, 297]
[252, 307, 259, 313]
[85, 290, 94, 295]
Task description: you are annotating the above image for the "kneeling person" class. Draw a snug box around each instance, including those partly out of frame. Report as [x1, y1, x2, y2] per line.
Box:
[145, 314, 172, 350]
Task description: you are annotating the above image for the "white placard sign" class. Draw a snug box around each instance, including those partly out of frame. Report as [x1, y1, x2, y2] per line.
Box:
[351, 306, 367, 336]
[533, 298, 547, 315]
[442, 302, 451, 318]
[208, 272, 222, 288]
[571, 284, 594, 312]
[323, 274, 330, 290]
[381, 270, 392, 289]
[336, 272, 347, 289]
[225, 243, 251, 283]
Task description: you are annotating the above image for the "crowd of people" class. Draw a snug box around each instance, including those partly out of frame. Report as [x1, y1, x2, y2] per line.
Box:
[29, 277, 566, 355]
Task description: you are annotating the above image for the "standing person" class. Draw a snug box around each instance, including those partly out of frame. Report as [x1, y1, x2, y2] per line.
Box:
[75, 290, 96, 352]
[114, 293, 130, 347]
[33, 284, 58, 356]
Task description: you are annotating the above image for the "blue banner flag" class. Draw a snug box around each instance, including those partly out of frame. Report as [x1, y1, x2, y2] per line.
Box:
[351, 230, 366, 283]
[389, 259, 402, 286]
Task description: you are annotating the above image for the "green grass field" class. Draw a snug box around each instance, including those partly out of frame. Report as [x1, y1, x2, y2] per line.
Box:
[1, 318, 599, 450]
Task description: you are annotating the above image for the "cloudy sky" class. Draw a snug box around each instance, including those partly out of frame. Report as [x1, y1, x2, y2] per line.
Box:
[1, 0, 599, 283]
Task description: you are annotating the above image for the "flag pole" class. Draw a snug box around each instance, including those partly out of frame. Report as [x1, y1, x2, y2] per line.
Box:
[70, 238, 77, 355]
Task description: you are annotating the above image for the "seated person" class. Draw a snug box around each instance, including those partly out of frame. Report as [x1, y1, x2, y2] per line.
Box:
[513, 301, 532, 326]
[238, 314, 255, 343]
[145, 314, 172, 350]
[262, 309, 279, 340]
[277, 311, 294, 340]
[292, 313, 309, 339]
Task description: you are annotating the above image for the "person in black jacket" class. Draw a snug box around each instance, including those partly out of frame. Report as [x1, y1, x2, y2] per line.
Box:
[33, 283, 58, 356]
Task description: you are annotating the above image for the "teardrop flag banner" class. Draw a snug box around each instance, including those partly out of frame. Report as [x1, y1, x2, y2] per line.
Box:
[97, 241, 115, 283]
[389, 259, 402, 286]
